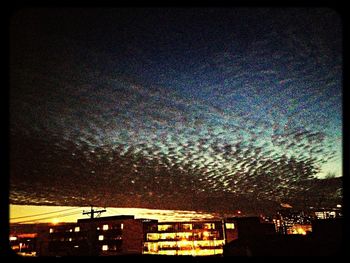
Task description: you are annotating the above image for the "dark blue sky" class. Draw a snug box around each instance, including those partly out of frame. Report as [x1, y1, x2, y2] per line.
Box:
[10, 8, 342, 213]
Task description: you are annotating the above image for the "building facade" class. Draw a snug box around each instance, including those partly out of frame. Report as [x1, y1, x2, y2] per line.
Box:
[45, 215, 144, 256]
[142, 220, 236, 256]
[9, 223, 51, 257]
[273, 210, 313, 235]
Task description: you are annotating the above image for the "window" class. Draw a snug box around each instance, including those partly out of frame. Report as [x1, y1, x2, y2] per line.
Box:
[225, 223, 235, 229]
[74, 227, 80, 232]
[98, 235, 104, 241]
[148, 242, 158, 253]
[121, 223, 124, 230]
[159, 241, 177, 249]
[203, 223, 215, 229]
[159, 233, 176, 240]
[158, 224, 173, 231]
[68, 238, 72, 242]
[182, 223, 192, 230]
[103, 224, 109, 230]
[102, 245, 108, 251]
[49, 228, 54, 233]
[177, 232, 191, 240]
[147, 233, 159, 241]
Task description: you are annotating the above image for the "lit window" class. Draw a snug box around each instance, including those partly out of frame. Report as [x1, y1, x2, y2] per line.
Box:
[121, 223, 124, 230]
[177, 232, 191, 240]
[97, 227, 100, 230]
[225, 223, 235, 229]
[177, 240, 193, 249]
[159, 233, 176, 240]
[147, 233, 159, 241]
[102, 245, 108, 251]
[69, 238, 72, 242]
[157, 224, 173, 231]
[74, 227, 80, 232]
[49, 228, 54, 233]
[9, 236, 17, 241]
[159, 241, 177, 249]
[182, 223, 192, 230]
[148, 242, 158, 253]
[103, 224, 109, 230]
[204, 223, 215, 229]
[99, 235, 104, 241]
[69, 229, 73, 232]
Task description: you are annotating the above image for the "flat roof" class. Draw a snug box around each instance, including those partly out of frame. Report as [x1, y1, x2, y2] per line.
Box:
[77, 215, 135, 223]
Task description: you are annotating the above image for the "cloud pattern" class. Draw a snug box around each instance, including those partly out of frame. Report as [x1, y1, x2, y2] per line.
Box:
[10, 8, 342, 214]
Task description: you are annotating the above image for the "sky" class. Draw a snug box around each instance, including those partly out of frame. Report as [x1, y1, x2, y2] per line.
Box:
[9, 8, 342, 217]
[9, 205, 220, 224]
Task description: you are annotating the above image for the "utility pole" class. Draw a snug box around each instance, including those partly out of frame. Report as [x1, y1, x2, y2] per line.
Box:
[82, 205, 106, 256]
[83, 205, 106, 219]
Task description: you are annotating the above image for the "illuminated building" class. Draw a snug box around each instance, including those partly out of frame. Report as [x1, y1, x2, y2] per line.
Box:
[46, 215, 144, 256]
[9, 233, 38, 256]
[286, 224, 312, 235]
[274, 210, 313, 235]
[9, 223, 51, 256]
[314, 209, 342, 219]
[142, 220, 236, 256]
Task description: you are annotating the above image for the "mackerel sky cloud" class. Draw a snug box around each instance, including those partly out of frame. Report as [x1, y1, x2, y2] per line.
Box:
[10, 8, 342, 214]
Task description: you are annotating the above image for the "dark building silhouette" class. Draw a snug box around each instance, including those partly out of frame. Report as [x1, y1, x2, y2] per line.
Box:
[9, 223, 51, 256]
[223, 218, 344, 256]
[44, 215, 145, 256]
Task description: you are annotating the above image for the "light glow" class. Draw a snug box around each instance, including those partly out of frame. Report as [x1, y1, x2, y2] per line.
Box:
[143, 239, 226, 256]
[158, 224, 173, 231]
[225, 223, 235, 229]
[52, 218, 60, 225]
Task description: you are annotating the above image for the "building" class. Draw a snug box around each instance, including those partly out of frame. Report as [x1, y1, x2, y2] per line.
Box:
[9, 223, 51, 257]
[225, 217, 276, 240]
[274, 209, 313, 235]
[11, 215, 289, 257]
[142, 220, 236, 256]
[9, 233, 38, 257]
[223, 217, 344, 256]
[314, 209, 342, 219]
[46, 215, 144, 256]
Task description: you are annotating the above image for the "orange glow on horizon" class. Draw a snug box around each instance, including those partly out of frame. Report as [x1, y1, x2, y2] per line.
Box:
[51, 218, 60, 225]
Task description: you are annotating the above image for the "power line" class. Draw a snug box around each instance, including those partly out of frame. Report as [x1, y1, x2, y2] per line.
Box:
[12, 211, 83, 224]
[10, 207, 81, 220]
[82, 206, 106, 219]
[12, 211, 82, 224]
